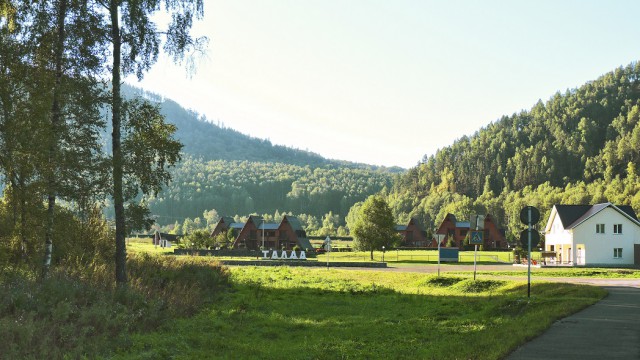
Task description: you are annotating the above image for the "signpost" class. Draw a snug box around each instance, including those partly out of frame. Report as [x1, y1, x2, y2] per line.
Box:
[520, 206, 541, 298]
[325, 236, 331, 269]
[470, 215, 484, 281]
[470, 230, 483, 280]
[435, 233, 445, 277]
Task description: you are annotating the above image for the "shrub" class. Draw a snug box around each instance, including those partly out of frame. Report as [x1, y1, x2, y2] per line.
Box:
[422, 275, 464, 287]
[452, 279, 505, 293]
[0, 254, 230, 358]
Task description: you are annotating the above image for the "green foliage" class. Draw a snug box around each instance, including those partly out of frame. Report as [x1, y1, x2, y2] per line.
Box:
[387, 62, 640, 241]
[146, 155, 395, 224]
[183, 229, 212, 249]
[0, 254, 229, 359]
[352, 195, 401, 258]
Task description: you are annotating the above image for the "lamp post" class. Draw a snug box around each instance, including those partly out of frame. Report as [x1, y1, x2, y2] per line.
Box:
[435, 232, 445, 277]
[382, 246, 385, 262]
[261, 218, 265, 249]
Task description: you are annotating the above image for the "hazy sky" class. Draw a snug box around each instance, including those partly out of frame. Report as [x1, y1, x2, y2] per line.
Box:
[127, 0, 640, 168]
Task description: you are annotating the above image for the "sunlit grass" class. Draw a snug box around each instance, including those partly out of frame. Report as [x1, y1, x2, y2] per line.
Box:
[316, 249, 538, 263]
[115, 265, 605, 360]
[126, 237, 173, 254]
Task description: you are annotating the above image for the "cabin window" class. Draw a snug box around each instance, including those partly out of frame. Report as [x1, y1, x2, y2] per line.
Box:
[596, 224, 605, 234]
[613, 224, 622, 234]
[613, 248, 623, 258]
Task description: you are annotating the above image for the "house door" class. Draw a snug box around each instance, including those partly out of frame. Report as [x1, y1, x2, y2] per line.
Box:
[576, 247, 584, 265]
[635, 245, 640, 265]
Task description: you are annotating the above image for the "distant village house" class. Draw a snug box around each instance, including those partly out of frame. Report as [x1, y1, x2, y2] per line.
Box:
[435, 213, 507, 249]
[395, 218, 429, 247]
[211, 215, 313, 251]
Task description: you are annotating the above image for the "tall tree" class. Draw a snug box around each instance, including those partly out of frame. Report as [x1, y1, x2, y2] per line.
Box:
[20, 0, 106, 274]
[103, 0, 203, 284]
[351, 195, 399, 260]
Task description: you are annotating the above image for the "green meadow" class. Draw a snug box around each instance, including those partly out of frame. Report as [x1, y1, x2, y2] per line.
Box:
[113, 265, 605, 360]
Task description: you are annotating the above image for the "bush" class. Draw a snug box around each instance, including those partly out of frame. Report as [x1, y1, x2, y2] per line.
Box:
[452, 279, 505, 293]
[0, 254, 230, 358]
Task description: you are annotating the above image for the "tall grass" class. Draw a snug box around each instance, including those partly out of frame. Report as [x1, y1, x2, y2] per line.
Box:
[0, 254, 230, 359]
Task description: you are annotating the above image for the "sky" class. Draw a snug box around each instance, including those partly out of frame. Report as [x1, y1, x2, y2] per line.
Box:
[126, 0, 640, 169]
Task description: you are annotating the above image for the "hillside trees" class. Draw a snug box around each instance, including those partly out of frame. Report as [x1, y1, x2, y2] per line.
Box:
[386, 62, 640, 241]
[146, 157, 394, 225]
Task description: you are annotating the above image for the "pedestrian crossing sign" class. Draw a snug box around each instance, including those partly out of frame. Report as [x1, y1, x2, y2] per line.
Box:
[470, 231, 483, 245]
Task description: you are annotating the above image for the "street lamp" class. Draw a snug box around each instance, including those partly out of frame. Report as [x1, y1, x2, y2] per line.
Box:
[261, 218, 265, 249]
[435, 231, 445, 277]
[382, 246, 385, 262]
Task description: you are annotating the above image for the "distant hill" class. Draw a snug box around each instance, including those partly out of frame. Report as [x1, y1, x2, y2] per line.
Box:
[122, 84, 403, 172]
[387, 61, 640, 239]
[395, 62, 640, 199]
[118, 84, 400, 225]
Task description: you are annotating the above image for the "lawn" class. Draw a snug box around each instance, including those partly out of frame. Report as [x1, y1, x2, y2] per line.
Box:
[127, 237, 174, 255]
[317, 249, 536, 264]
[114, 265, 605, 359]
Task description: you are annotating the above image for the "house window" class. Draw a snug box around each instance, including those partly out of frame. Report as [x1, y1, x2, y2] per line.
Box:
[613, 224, 622, 234]
[596, 224, 605, 234]
[613, 248, 623, 258]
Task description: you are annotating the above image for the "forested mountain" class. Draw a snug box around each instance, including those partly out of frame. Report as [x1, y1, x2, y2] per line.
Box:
[122, 84, 402, 170]
[388, 62, 640, 241]
[147, 156, 394, 224]
[117, 85, 398, 227]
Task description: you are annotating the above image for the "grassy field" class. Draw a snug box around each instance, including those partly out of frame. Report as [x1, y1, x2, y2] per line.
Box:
[127, 237, 174, 255]
[114, 265, 605, 359]
[128, 238, 536, 264]
[316, 249, 535, 263]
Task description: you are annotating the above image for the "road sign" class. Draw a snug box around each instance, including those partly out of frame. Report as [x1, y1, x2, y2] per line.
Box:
[469, 215, 485, 230]
[470, 230, 484, 245]
[519, 229, 540, 248]
[520, 206, 540, 225]
[325, 236, 331, 251]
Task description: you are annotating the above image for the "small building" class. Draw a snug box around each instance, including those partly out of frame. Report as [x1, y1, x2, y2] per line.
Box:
[396, 218, 428, 247]
[435, 213, 507, 249]
[544, 203, 640, 266]
[211, 215, 313, 251]
[152, 231, 179, 248]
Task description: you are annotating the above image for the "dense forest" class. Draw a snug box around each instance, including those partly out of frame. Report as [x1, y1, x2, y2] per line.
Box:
[115, 85, 399, 228]
[146, 156, 395, 223]
[387, 62, 640, 241]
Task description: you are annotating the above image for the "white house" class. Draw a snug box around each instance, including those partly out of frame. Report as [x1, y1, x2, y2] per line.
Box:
[544, 203, 640, 266]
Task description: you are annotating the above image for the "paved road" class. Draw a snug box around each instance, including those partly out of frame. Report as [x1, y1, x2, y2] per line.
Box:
[507, 286, 640, 360]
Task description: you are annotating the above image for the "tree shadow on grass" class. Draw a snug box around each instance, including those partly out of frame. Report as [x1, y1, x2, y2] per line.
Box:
[117, 278, 603, 360]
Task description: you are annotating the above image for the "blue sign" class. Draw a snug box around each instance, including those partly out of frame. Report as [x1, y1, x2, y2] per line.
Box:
[439, 248, 459, 262]
[470, 231, 483, 245]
